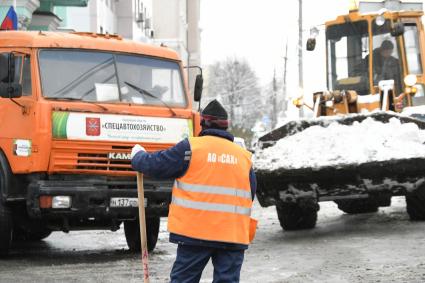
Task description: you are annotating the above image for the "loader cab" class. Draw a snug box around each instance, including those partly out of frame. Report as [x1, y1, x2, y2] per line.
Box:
[325, 11, 425, 110]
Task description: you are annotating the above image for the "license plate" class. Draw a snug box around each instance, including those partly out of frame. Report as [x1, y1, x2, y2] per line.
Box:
[110, 197, 147, 208]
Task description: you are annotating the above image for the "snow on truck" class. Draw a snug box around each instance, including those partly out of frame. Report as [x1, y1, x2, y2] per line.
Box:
[0, 31, 203, 255]
[255, 0, 425, 231]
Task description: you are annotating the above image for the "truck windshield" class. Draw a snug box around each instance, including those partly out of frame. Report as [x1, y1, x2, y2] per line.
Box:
[39, 49, 187, 107]
[327, 21, 370, 95]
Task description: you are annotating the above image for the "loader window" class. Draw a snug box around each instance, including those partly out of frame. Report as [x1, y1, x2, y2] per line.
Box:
[371, 20, 403, 96]
[403, 24, 422, 75]
[326, 21, 370, 95]
[39, 49, 187, 107]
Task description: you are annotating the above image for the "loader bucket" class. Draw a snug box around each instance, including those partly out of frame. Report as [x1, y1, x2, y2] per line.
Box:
[254, 111, 425, 209]
[258, 111, 425, 149]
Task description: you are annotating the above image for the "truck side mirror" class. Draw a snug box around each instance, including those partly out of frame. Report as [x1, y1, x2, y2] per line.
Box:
[391, 22, 404, 37]
[306, 38, 316, 51]
[0, 83, 22, 98]
[7, 53, 15, 83]
[194, 74, 203, 102]
[0, 53, 22, 99]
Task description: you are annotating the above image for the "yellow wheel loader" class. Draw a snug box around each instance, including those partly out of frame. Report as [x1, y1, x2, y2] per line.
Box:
[255, 0, 425, 230]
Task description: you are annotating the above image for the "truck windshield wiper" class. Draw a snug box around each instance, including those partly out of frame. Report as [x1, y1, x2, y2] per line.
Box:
[124, 81, 177, 116]
[47, 97, 109, 111]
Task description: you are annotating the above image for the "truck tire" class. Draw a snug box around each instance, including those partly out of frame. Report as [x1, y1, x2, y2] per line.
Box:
[0, 202, 13, 256]
[335, 199, 378, 214]
[124, 217, 160, 252]
[26, 228, 52, 241]
[406, 186, 425, 220]
[14, 226, 52, 241]
[276, 201, 318, 231]
[0, 151, 13, 255]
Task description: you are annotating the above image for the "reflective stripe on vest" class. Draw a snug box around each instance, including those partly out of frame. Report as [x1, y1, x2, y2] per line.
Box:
[172, 195, 252, 216]
[167, 135, 253, 245]
[174, 180, 252, 200]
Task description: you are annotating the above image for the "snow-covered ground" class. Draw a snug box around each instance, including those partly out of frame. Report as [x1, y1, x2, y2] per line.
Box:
[1, 197, 425, 283]
[254, 116, 425, 171]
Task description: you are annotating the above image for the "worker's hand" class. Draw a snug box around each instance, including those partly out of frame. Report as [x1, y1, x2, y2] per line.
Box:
[131, 144, 146, 159]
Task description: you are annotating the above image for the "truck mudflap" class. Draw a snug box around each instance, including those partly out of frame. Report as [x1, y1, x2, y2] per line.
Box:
[26, 175, 172, 229]
[256, 157, 425, 207]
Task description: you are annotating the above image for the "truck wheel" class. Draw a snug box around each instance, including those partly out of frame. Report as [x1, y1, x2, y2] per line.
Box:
[276, 201, 318, 231]
[14, 227, 52, 241]
[26, 228, 52, 241]
[0, 202, 13, 256]
[335, 199, 378, 214]
[406, 186, 425, 220]
[124, 217, 160, 252]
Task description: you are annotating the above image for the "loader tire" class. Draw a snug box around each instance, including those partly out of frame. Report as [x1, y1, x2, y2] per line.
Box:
[276, 201, 318, 231]
[406, 186, 425, 221]
[124, 217, 160, 252]
[0, 202, 13, 256]
[335, 199, 378, 214]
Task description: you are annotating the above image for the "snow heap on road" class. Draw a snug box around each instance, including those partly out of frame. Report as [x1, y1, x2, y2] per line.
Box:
[254, 117, 425, 171]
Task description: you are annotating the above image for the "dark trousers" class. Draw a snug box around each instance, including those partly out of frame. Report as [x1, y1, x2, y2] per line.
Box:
[170, 244, 245, 283]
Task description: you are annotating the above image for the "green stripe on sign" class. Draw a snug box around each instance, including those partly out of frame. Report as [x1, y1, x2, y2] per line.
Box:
[188, 119, 194, 137]
[52, 112, 69, 138]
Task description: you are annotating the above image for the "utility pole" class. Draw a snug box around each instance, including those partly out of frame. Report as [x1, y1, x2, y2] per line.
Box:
[282, 40, 289, 118]
[272, 69, 278, 129]
[298, 0, 304, 117]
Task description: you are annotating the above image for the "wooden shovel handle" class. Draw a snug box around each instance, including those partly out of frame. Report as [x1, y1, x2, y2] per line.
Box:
[137, 172, 150, 283]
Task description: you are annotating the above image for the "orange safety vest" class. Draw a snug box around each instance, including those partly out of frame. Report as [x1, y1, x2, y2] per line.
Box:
[168, 135, 256, 245]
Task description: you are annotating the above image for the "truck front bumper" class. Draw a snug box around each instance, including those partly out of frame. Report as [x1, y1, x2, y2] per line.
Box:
[27, 176, 172, 231]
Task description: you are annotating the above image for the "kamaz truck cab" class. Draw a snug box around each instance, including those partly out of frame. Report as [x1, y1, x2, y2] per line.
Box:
[0, 31, 202, 255]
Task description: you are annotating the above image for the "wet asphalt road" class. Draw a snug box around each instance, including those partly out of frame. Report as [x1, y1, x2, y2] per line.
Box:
[1, 197, 425, 283]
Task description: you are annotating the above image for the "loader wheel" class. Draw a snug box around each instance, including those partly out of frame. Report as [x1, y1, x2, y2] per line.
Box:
[406, 186, 425, 221]
[0, 202, 13, 256]
[276, 201, 318, 231]
[335, 199, 378, 214]
[124, 217, 160, 252]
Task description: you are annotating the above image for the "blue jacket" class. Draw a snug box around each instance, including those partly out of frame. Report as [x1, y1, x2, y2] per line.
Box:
[131, 128, 257, 250]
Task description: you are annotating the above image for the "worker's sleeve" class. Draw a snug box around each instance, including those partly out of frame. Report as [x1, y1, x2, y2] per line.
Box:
[131, 139, 191, 179]
[249, 168, 257, 200]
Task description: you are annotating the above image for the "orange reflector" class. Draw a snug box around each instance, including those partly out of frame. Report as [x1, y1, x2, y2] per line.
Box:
[39, 196, 52, 209]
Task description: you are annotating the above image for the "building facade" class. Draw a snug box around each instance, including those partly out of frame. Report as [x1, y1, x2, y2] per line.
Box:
[152, 0, 201, 91]
[0, 0, 89, 31]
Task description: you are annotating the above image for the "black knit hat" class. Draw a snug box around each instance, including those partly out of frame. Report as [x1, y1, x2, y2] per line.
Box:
[201, 99, 229, 129]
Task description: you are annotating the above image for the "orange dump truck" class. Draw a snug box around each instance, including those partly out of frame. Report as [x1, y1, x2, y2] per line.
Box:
[0, 31, 202, 255]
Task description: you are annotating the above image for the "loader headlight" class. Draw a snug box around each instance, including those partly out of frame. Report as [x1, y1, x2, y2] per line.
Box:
[292, 97, 304, 108]
[404, 74, 417, 87]
[375, 15, 386, 26]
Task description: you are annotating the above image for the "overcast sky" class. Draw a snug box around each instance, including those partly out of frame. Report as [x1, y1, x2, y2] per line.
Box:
[200, 0, 348, 89]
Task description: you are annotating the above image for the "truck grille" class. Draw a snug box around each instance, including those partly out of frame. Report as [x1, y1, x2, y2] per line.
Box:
[50, 141, 169, 176]
[76, 152, 132, 172]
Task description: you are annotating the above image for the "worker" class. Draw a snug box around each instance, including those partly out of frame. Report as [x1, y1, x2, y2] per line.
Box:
[369, 40, 402, 93]
[131, 99, 257, 283]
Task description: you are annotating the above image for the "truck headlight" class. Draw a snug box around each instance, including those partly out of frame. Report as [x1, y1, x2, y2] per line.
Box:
[52, 196, 72, 209]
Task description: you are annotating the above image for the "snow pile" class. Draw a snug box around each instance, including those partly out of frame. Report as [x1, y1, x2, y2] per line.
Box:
[402, 105, 425, 116]
[254, 117, 425, 171]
